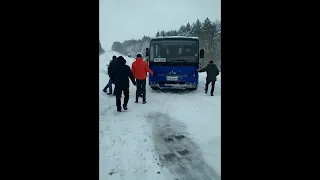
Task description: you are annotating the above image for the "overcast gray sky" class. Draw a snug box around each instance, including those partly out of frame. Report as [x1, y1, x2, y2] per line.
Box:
[99, 0, 220, 50]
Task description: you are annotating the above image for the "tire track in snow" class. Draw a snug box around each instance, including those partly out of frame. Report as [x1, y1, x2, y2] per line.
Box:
[146, 112, 220, 180]
[145, 88, 220, 180]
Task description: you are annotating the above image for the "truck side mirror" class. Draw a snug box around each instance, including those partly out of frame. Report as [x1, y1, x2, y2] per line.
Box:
[200, 49, 204, 58]
[146, 48, 150, 57]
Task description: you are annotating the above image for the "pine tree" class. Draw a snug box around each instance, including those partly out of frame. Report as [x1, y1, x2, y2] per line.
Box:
[173, 30, 178, 36]
[202, 17, 212, 32]
[160, 30, 166, 37]
[156, 31, 160, 37]
[142, 36, 150, 41]
[178, 25, 186, 35]
[190, 19, 202, 37]
[166, 31, 173, 36]
[185, 23, 191, 33]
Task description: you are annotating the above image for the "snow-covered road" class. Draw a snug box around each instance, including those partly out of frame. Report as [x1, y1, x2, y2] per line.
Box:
[99, 51, 221, 180]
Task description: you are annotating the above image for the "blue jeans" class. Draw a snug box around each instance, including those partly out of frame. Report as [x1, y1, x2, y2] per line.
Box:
[103, 79, 113, 93]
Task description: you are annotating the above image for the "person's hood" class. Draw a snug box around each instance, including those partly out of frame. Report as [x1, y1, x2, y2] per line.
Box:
[135, 57, 143, 62]
[208, 62, 216, 66]
[117, 56, 126, 65]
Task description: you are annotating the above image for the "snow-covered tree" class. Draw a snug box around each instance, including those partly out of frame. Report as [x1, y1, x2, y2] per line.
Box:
[185, 23, 191, 36]
[155, 31, 160, 37]
[190, 19, 202, 37]
[178, 25, 186, 35]
[172, 30, 178, 36]
[111, 41, 123, 53]
[168, 31, 176, 36]
[201, 17, 212, 32]
[99, 40, 105, 55]
[160, 30, 166, 37]
[186, 23, 191, 32]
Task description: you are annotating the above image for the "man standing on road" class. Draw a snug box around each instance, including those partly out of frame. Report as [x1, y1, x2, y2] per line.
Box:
[131, 54, 153, 104]
[109, 56, 136, 112]
[103, 56, 117, 95]
[197, 61, 220, 96]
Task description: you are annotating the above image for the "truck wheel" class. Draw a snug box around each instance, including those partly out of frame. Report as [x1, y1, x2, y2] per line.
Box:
[189, 88, 197, 91]
[151, 87, 158, 90]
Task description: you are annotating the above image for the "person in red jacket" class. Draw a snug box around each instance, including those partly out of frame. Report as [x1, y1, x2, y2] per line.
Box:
[132, 54, 153, 104]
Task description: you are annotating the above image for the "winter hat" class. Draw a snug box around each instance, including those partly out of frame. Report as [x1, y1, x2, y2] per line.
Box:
[112, 56, 117, 60]
[136, 54, 142, 58]
[209, 61, 214, 63]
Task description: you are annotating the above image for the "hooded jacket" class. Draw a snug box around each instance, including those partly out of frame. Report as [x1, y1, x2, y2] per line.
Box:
[107, 57, 117, 76]
[198, 62, 220, 81]
[131, 57, 153, 80]
[110, 56, 136, 88]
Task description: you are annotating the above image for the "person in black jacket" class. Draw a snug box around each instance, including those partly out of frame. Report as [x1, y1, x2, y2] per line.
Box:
[103, 56, 117, 95]
[109, 56, 136, 112]
[197, 61, 220, 96]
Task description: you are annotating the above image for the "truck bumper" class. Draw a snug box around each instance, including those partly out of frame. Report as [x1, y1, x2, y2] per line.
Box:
[149, 82, 197, 89]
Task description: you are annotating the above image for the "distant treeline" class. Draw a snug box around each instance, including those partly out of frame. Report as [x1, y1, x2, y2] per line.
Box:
[111, 17, 221, 69]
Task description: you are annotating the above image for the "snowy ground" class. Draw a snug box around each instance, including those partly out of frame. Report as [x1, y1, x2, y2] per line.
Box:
[99, 51, 221, 180]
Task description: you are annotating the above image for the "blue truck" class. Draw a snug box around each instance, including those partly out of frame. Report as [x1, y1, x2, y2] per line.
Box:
[145, 36, 204, 90]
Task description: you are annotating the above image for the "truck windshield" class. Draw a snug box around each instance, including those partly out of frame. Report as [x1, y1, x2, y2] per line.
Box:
[150, 40, 198, 63]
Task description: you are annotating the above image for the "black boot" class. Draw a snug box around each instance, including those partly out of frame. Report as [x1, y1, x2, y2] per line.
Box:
[142, 101, 147, 104]
[123, 104, 127, 110]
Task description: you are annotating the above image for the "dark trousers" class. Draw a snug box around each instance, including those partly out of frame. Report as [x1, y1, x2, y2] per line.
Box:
[205, 80, 216, 95]
[103, 79, 113, 93]
[115, 86, 129, 110]
[136, 79, 146, 101]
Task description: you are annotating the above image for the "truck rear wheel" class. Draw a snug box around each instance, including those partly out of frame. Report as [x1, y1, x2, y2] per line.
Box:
[151, 87, 158, 90]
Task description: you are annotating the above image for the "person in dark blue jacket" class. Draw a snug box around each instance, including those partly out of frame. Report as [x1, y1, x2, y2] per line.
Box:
[103, 56, 117, 95]
[197, 61, 220, 96]
[110, 56, 136, 112]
